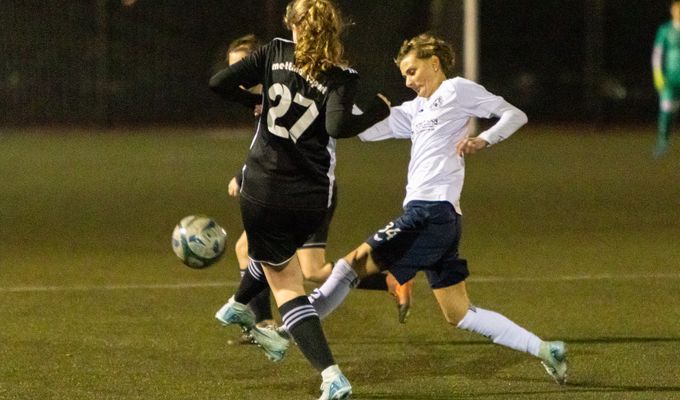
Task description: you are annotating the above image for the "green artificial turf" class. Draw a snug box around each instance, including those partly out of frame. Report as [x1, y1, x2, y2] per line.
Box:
[0, 125, 679, 399]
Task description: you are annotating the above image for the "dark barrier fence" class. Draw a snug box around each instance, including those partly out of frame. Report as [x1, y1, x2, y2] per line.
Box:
[0, 1, 665, 127]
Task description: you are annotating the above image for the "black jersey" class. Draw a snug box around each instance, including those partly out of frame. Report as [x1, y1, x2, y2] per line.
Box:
[210, 38, 388, 211]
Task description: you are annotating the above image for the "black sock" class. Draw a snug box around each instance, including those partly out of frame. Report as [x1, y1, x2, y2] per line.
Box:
[356, 271, 388, 291]
[279, 296, 334, 371]
[234, 261, 269, 304]
[249, 289, 272, 322]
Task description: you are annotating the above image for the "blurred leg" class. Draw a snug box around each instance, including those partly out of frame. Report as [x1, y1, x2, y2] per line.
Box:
[297, 247, 332, 284]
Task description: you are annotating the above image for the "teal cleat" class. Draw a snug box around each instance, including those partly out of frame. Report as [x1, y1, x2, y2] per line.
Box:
[214, 296, 255, 331]
[539, 341, 568, 385]
[319, 373, 352, 400]
[250, 325, 290, 362]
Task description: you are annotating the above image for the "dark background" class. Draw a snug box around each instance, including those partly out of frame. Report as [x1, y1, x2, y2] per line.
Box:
[0, 1, 670, 127]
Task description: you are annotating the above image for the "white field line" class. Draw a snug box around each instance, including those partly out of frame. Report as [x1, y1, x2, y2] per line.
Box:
[1, 272, 679, 293]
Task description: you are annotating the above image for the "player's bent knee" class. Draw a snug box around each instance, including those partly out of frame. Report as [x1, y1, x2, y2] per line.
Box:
[343, 243, 380, 278]
[443, 308, 468, 326]
[235, 235, 248, 256]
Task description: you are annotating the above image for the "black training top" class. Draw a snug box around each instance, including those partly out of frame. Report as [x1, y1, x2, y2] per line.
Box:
[210, 38, 389, 211]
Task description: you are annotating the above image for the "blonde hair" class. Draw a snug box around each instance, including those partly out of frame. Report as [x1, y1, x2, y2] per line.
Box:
[228, 34, 260, 56]
[284, 0, 348, 78]
[395, 33, 455, 77]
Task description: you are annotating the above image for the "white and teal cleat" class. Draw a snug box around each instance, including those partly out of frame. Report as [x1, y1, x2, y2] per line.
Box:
[318, 373, 352, 400]
[214, 296, 255, 331]
[539, 341, 568, 385]
[250, 325, 290, 362]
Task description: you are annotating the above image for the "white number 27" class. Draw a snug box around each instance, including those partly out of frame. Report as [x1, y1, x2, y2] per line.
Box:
[267, 83, 319, 142]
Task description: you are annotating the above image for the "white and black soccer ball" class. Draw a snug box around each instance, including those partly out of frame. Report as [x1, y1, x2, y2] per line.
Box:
[171, 215, 227, 269]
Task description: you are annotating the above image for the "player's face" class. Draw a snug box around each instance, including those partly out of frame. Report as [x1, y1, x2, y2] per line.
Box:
[228, 49, 250, 66]
[228, 49, 262, 95]
[399, 51, 444, 98]
[672, 3, 680, 22]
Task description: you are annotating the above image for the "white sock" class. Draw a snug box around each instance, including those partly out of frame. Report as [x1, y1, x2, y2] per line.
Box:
[321, 364, 342, 381]
[457, 306, 542, 357]
[308, 259, 358, 320]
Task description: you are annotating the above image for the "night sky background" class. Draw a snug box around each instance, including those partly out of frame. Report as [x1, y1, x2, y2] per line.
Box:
[0, 1, 673, 125]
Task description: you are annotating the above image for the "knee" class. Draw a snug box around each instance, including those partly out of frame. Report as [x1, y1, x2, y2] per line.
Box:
[439, 297, 470, 326]
[303, 262, 332, 283]
[234, 234, 249, 262]
[442, 308, 468, 326]
[343, 244, 375, 278]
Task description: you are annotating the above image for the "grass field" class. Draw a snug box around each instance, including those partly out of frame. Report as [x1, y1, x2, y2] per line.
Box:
[1, 125, 679, 399]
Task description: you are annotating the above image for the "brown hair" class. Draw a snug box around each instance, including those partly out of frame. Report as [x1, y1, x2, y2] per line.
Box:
[227, 34, 260, 57]
[284, 0, 348, 78]
[395, 33, 455, 77]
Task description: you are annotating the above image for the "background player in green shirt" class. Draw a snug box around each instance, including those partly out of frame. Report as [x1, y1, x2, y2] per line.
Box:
[652, 0, 680, 157]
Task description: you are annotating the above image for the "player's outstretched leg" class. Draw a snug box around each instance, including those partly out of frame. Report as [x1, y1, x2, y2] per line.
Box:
[455, 305, 568, 384]
[308, 259, 359, 320]
[434, 282, 568, 385]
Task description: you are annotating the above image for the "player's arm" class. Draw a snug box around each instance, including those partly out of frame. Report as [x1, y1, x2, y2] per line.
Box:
[455, 79, 527, 155]
[325, 76, 390, 139]
[475, 101, 527, 146]
[652, 26, 667, 92]
[209, 46, 265, 108]
[358, 102, 414, 142]
[228, 168, 244, 197]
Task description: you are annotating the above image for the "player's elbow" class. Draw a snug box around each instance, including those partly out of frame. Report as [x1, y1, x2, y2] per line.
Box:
[208, 75, 223, 93]
[516, 109, 528, 127]
[326, 117, 356, 139]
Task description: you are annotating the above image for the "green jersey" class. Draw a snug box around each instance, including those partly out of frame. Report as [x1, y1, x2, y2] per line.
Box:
[653, 21, 680, 87]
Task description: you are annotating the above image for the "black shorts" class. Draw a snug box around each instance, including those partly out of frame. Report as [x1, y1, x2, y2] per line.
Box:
[366, 201, 470, 289]
[300, 184, 337, 249]
[240, 195, 327, 267]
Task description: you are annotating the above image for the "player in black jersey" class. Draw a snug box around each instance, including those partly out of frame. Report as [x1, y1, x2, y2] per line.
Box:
[225, 35, 413, 349]
[211, 1, 389, 399]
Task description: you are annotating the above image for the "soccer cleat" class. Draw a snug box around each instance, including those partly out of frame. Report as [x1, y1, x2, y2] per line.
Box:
[250, 325, 290, 362]
[386, 273, 414, 323]
[238, 320, 277, 345]
[318, 373, 352, 400]
[539, 341, 568, 385]
[238, 331, 257, 345]
[215, 296, 255, 331]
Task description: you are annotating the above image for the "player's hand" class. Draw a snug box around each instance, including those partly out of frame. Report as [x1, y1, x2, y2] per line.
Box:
[228, 177, 241, 197]
[254, 104, 263, 117]
[456, 136, 488, 156]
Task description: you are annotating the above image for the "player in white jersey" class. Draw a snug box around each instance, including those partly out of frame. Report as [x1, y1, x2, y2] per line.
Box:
[258, 33, 569, 387]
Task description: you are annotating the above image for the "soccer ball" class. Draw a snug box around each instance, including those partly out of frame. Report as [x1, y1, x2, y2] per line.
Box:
[171, 215, 227, 269]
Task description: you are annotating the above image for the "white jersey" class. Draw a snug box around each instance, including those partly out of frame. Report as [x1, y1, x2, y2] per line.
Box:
[358, 77, 527, 213]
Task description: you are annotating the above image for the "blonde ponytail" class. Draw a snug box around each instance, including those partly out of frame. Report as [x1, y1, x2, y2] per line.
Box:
[284, 0, 348, 79]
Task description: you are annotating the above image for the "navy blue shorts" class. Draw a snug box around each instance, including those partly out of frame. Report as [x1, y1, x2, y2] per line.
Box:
[366, 201, 469, 289]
